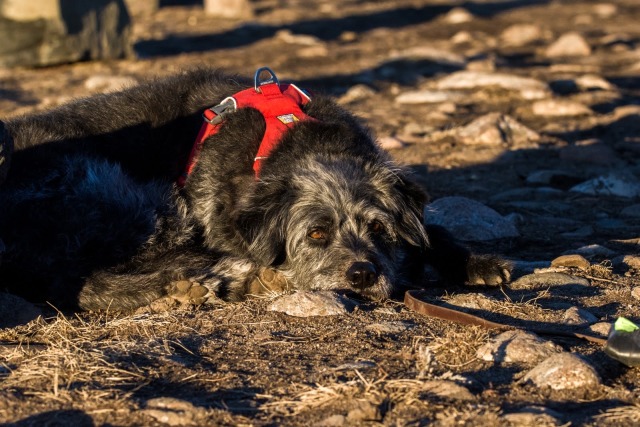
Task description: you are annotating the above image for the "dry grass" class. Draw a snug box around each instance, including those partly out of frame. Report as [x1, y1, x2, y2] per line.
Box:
[426, 326, 489, 368]
[594, 404, 640, 424]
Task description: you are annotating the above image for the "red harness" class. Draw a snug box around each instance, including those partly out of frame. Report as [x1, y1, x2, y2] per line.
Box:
[178, 68, 314, 187]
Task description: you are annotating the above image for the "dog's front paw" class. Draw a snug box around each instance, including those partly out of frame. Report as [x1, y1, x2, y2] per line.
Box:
[167, 280, 210, 305]
[246, 268, 289, 297]
[466, 255, 512, 286]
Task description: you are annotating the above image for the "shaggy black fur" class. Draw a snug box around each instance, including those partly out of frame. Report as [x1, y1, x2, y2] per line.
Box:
[0, 68, 510, 310]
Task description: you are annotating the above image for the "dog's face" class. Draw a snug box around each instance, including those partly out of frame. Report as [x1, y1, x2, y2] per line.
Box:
[236, 156, 429, 299]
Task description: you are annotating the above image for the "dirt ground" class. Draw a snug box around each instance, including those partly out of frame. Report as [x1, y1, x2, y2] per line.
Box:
[2, 0, 640, 425]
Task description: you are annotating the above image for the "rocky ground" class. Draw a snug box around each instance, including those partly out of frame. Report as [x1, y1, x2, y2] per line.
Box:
[2, 0, 640, 425]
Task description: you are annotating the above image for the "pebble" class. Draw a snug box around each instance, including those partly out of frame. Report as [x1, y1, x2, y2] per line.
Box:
[562, 307, 598, 325]
[422, 380, 475, 401]
[545, 32, 592, 57]
[204, 0, 253, 18]
[392, 46, 466, 67]
[377, 136, 406, 150]
[570, 173, 640, 198]
[338, 84, 376, 104]
[275, 29, 322, 46]
[550, 254, 591, 270]
[84, 75, 137, 93]
[532, 99, 592, 117]
[510, 260, 552, 278]
[575, 74, 614, 91]
[589, 322, 612, 336]
[477, 330, 562, 364]
[436, 71, 550, 100]
[560, 225, 594, 239]
[424, 196, 519, 241]
[490, 187, 564, 202]
[0, 292, 42, 328]
[267, 291, 355, 317]
[395, 90, 463, 105]
[593, 3, 618, 18]
[500, 23, 545, 47]
[315, 415, 346, 427]
[502, 407, 562, 426]
[568, 244, 616, 259]
[443, 7, 473, 24]
[510, 272, 590, 290]
[347, 400, 381, 422]
[523, 353, 601, 391]
[525, 170, 582, 187]
[143, 397, 205, 426]
[453, 113, 540, 147]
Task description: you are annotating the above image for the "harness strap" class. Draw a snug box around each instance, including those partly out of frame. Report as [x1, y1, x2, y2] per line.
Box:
[177, 68, 314, 187]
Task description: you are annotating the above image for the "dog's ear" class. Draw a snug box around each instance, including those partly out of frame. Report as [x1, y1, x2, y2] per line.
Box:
[234, 181, 292, 266]
[392, 174, 430, 249]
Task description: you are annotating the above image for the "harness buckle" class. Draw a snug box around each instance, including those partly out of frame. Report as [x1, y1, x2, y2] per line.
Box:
[254, 67, 279, 92]
[204, 97, 237, 124]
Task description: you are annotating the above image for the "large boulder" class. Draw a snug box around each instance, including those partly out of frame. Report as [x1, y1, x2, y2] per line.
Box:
[0, 0, 132, 67]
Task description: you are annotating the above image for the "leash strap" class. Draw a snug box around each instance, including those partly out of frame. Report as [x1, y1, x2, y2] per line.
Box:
[177, 67, 314, 187]
[404, 290, 607, 346]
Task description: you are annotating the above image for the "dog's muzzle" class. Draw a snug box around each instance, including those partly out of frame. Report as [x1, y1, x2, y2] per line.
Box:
[346, 262, 378, 289]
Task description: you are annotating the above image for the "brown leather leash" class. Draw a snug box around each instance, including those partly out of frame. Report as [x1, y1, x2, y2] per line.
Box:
[404, 290, 607, 346]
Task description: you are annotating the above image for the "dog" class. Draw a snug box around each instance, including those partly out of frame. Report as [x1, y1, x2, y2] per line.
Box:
[0, 67, 510, 311]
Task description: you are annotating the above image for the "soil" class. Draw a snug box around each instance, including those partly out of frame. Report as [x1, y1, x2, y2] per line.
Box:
[2, 0, 640, 425]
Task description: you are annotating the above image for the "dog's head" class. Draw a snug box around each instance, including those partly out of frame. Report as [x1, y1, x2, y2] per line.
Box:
[235, 123, 428, 298]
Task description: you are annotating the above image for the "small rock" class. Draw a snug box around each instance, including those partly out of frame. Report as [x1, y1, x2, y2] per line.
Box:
[562, 307, 598, 325]
[532, 99, 592, 117]
[502, 407, 561, 426]
[589, 322, 612, 336]
[451, 31, 473, 44]
[526, 170, 582, 187]
[378, 136, 406, 150]
[545, 32, 592, 58]
[425, 196, 519, 241]
[347, 401, 381, 422]
[477, 330, 563, 364]
[395, 90, 463, 105]
[593, 3, 618, 18]
[267, 291, 355, 317]
[619, 255, 640, 270]
[523, 353, 601, 391]
[314, 415, 346, 427]
[500, 23, 545, 47]
[621, 204, 640, 218]
[436, 71, 550, 100]
[275, 29, 322, 46]
[570, 173, 640, 198]
[391, 46, 466, 67]
[365, 321, 414, 334]
[632, 287, 640, 300]
[560, 225, 594, 239]
[0, 293, 42, 328]
[568, 244, 616, 259]
[454, 113, 540, 147]
[338, 85, 376, 104]
[422, 380, 475, 401]
[490, 187, 564, 202]
[551, 254, 591, 270]
[333, 361, 377, 371]
[574, 74, 614, 91]
[204, 0, 253, 19]
[144, 397, 204, 426]
[84, 75, 137, 93]
[510, 272, 590, 290]
[510, 260, 552, 278]
[444, 7, 473, 24]
[297, 45, 330, 58]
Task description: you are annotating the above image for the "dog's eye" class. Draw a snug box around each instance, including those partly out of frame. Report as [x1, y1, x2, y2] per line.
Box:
[369, 220, 385, 234]
[308, 229, 327, 241]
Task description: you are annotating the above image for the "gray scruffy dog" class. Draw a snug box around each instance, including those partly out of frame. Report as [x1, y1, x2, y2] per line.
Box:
[0, 68, 510, 311]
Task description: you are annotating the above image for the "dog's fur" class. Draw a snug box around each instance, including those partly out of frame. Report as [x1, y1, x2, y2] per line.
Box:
[0, 68, 510, 311]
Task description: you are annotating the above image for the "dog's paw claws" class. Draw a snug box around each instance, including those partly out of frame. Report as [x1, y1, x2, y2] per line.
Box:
[246, 268, 289, 297]
[466, 256, 512, 287]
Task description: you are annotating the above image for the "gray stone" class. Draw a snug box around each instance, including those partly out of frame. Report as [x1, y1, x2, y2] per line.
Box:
[562, 307, 598, 325]
[570, 173, 640, 198]
[0, 0, 132, 67]
[395, 90, 464, 105]
[510, 260, 552, 278]
[421, 380, 475, 401]
[477, 330, 563, 364]
[532, 100, 592, 117]
[502, 407, 561, 426]
[143, 397, 205, 426]
[453, 113, 540, 147]
[490, 187, 564, 202]
[425, 196, 519, 241]
[391, 46, 465, 67]
[314, 415, 346, 427]
[560, 225, 594, 239]
[365, 321, 414, 334]
[268, 291, 355, 317]
[436, 71, 550, 100]
[500, 23, 546, 47]
[574, 75, 615, 91]
[204, 0, 253, 19]
[523, 353, 601, 391]
[589, 322, 612, 336]
[559, 142, 621, 166]
[568, 244, 616, 259]
[545, 32, 592, 58]
[0, 292, 42, 328]
[525, 170, 582, 186]
[443, 7, 473, 24]
[510, 272, 590, 290]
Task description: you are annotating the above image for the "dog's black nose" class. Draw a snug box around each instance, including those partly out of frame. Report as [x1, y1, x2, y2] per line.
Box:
[346, 262, 378, 289]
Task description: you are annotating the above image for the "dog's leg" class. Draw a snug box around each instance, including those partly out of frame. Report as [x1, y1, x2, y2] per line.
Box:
[424, 224, 511, 286]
